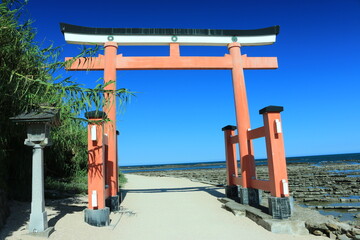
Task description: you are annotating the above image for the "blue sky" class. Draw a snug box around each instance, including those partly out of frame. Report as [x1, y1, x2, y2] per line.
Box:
[26, 0, 360, 166]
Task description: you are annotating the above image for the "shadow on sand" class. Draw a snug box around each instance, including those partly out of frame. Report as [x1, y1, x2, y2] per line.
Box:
[47, 197, 86, 227]
[120, 186, 272, 215]
[0, 196, 86, 238]
[121, 185, 225, 201]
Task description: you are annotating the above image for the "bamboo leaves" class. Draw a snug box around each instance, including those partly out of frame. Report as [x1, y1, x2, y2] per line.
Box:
[0, 0, 133, 198]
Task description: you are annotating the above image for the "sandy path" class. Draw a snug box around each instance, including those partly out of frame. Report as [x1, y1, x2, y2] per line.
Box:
[0, 174, 328, 240]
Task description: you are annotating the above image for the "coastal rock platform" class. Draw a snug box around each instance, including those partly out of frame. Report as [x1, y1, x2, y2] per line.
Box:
[128, 160, 360, 204]
[220, 197, 360, 239]
[127, 159, 360, 237]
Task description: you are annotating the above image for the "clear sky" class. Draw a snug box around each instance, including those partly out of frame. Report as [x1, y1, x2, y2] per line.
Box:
[25, 0, 360, 166]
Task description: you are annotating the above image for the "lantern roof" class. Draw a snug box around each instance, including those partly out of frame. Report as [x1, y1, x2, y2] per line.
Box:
[10, 108, 59, 124]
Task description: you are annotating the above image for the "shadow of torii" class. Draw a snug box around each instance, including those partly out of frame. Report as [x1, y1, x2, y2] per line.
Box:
[121, 186, 225, 201]
[0, 197, 86, 239]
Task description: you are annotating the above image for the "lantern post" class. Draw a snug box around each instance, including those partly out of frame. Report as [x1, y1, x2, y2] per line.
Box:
[10, 109, 59, 237]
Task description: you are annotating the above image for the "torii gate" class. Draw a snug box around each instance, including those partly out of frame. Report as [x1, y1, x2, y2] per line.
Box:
[60, 23, 291, 221]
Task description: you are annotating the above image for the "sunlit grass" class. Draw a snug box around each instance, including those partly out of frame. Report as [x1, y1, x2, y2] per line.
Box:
[45, 170, 128, 197]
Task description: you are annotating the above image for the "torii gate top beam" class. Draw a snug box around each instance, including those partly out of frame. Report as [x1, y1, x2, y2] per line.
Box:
[60, 23, 280, 46]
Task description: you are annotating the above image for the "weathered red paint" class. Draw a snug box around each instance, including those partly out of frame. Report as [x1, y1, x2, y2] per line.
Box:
[228, 42, 256, 188]
[87, 120, 106, 209]
[223, 128, 238, 186]
[103, 42, 119, 199]
[263, 111, 289, 197]
[64, 53, 277, 71]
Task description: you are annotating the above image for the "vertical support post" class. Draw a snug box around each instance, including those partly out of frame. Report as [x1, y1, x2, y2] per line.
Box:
[222, 125, 238, 185]
[169, 43, 180, 57]
[84, 111, 110, 227]
[87, 121, 106, 210]
[260, 106, 289, 197]
[227, 43, 256, 189]
[116, 130, 120, 202]
[28, 144, 48, 233]
[260, 106, 292, 219]
[103, 42, 119, 211]
[222, 125, 239, 200]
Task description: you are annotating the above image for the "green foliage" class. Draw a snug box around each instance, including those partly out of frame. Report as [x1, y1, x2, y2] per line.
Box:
[45, 170, 127, 197]
[45, 174, 88, 196]
[119, 171, 127, 188]
[0, 1, 131, 200]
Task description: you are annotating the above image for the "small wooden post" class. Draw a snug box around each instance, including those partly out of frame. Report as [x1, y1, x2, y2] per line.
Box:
[84, 111, 110, 227]
[260, 106, 289, 198]
[222, 125, 238, 186]
[260, 106, 292, 219]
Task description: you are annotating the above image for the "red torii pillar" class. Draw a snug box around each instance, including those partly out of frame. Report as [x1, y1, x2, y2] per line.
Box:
[84, 111, 110, 226]
[228, 42, 256, 189]
[103, 42, 120, 211]
[67, 42, 120, 212]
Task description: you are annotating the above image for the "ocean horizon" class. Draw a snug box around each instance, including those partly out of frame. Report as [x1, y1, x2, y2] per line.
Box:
[120, 152, 360, 173]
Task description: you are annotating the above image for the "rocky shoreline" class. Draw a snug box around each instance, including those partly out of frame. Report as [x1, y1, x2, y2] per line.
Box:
[124, 160, 360, 224]
[126, 160, 360, 203]
[123, 160, 360, 239]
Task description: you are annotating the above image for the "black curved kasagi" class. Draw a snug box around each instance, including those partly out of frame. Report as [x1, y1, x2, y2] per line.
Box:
[60, 23, 279, 37]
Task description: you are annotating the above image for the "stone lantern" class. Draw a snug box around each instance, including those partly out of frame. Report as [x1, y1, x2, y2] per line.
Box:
[10, 108, 59, 237]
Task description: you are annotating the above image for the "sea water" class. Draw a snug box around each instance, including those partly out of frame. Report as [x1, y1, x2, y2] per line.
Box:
[121, 152, 360, 173]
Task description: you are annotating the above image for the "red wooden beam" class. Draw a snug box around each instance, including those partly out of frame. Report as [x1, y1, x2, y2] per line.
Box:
[65, 55, 278, 71]
[243, 56, 278, 70]
[232, 176, 243, 186]
[229, 135, 239, 144]
[247, 126, 265, 140]
[251, 179, 271, 191]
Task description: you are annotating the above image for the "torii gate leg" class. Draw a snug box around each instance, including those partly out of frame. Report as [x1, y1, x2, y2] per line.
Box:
[228, 43, 261, 206]
[103, 42, 120, 211]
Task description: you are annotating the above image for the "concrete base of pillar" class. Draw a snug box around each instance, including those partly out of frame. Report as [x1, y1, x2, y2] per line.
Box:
[268, 196, 292, 219]
[248, 188, 262, 208]
[84, 208, 110, 227]
[27, 227, 54, 238]
[118, 191, 123, 204]
[225, 185, 240, 202]
[106, 195, 120, 212]
[28, 210, 48, 233]
[238, 187, 262, 207]
[238, 187, 249, 204]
